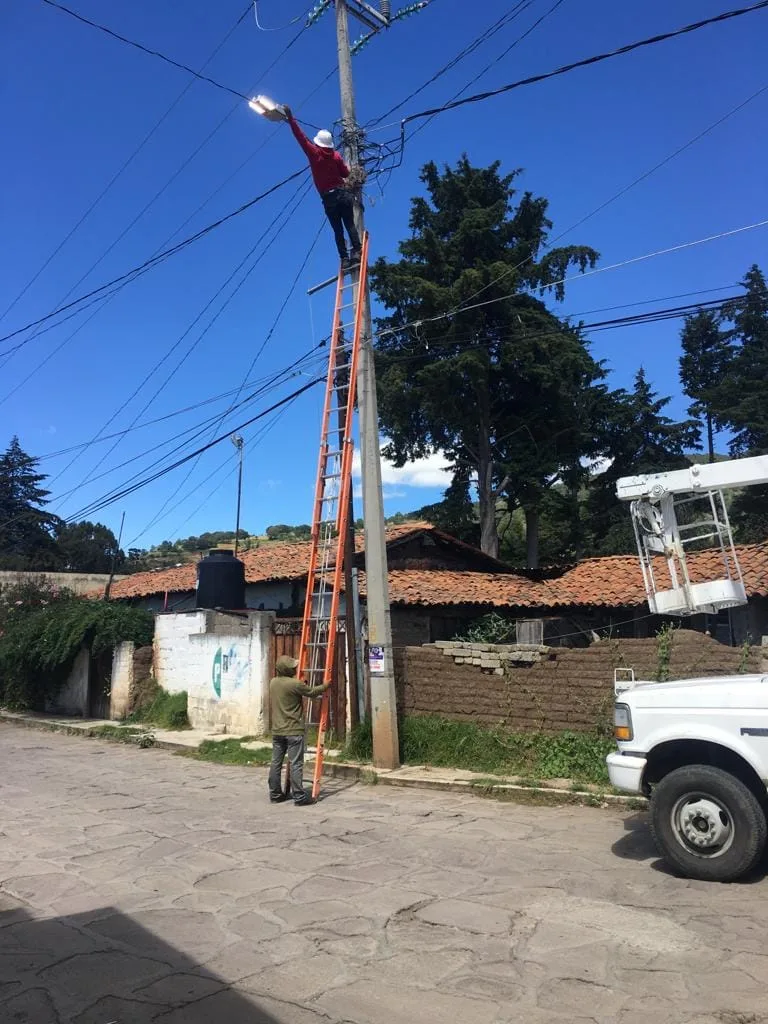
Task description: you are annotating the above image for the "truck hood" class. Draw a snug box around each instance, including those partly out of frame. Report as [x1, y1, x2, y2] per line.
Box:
[624, 674, 768, 710]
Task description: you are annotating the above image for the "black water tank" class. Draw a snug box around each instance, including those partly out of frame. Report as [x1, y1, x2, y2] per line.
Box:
[196, 548, 246, 610]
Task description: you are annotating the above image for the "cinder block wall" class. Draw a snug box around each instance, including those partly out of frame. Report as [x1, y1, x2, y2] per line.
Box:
[398, 632, 761, 734]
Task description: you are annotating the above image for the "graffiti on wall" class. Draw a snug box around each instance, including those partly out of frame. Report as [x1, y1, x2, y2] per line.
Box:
[211, 644, 249, 699]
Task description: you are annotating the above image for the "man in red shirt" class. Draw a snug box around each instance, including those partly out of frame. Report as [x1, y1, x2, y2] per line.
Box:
[284, 106, 362, 266]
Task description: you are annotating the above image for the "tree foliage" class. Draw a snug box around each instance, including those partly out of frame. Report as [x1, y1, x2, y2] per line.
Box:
[0, 580, 153, 710]
[0, 437, 63, 570]
[584, 368, 699, 554]
[55, 521, 125, 574]
[371, 157, 603, 564]
[679, 310, 732, 462]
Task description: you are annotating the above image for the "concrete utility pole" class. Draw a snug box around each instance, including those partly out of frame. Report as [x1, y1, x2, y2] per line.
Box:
[335, 0, 400, 769]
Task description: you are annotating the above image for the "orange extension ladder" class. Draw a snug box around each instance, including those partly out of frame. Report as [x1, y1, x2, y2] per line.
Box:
[297, 231, 369, 799]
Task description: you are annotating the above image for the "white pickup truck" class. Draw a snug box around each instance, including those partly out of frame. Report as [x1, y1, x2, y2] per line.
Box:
[607, 672, 768, 882]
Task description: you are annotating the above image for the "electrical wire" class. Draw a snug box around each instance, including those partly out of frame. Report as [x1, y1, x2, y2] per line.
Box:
[0, 169, 307, 350]
[0, 3, 253, 327]
[376, 220, 768, 340]
[367, 0, 536, 129]
[62, 378, 324, 524]
[51, 180, 313, 490]
[379, 1, 768, 150]
[253, 0, 310, 31]
[39, 0, 251, 101]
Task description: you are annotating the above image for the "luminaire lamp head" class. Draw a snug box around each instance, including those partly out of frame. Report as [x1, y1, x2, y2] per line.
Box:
[248, 94, 287, 123]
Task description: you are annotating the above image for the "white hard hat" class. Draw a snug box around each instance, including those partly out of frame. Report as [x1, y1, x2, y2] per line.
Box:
[313, 129, 334, 149]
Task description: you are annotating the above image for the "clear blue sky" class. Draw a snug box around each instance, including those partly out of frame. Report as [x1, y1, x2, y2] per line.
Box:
[1, 0, 766, 549]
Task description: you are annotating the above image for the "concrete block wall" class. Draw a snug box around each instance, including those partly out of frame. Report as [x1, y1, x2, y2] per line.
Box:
[431, 641, 545, 675]
[399, 631, 762, 734]
[153, 610, 274, 734]
[110, 642, 134, 720]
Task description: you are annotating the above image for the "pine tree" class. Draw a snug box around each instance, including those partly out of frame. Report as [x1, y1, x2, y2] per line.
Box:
[584, 369, 699, 555]
[0, 437, 63, 570]
[714, 265, 768, 540]
[679, 309, 732, 462]
[371, 157, 602, 562]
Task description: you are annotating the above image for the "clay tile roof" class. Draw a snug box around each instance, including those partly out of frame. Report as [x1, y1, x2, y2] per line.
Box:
[552, 541, 768, 608]
[358, 569, 558, 608]
[108, 523, 450, 601]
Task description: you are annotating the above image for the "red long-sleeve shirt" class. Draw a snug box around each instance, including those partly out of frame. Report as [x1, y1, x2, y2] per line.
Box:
[288, 114, 350, 195]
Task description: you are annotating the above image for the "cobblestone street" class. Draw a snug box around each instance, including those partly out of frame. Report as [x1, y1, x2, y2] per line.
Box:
[1, 725, 767, 1023]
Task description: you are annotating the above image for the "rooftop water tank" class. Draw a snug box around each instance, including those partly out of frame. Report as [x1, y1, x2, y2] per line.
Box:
[196, 548, 246, 610]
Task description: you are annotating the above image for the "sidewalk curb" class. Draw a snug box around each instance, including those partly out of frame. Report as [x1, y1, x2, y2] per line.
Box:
[0, 711, 646, 810]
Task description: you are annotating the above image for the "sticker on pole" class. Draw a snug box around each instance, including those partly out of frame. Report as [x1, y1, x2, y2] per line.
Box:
[368, 645, 385, 674]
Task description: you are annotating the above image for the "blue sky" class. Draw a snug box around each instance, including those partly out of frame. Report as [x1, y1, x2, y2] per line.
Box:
[1, 0, 766, 549]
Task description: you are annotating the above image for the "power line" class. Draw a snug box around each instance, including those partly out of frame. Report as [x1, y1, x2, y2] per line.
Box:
[50, 180, 313, 492]
[447, 82, 768, 317]
[377, 219, 768, 339]
[0, 3, 252, 327]
[39, 0, 251, 101]
[0, 169, 307, 350]
[253, 0, 310, 31]
[62, 378, 323, 524]
[406, 0, 568, 144]
[384, 1, 768, 144]
[367, 0, 536, 128]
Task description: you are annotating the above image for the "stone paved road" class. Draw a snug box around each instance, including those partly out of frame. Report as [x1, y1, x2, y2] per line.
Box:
[1, 727, 767, 1024]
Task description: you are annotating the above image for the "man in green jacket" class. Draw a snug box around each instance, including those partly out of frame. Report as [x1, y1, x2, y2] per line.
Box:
[268, 654, 330, 806]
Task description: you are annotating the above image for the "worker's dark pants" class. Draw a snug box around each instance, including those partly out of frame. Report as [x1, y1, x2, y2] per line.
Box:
[269, 735, 305, 801]
[322, 189, 361, 260]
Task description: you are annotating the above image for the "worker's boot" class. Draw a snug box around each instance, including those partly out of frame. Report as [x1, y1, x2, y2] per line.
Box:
[294, 792, 316, 807]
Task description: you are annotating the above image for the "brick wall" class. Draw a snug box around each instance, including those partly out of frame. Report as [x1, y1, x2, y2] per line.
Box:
[398, 631, 763, 734]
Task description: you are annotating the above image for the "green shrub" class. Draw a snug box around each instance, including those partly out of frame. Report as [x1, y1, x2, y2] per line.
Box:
[129, 687, 189, 730]
[452, 612, 515, 644]
[343, 714, 612, 784]
[0, 586, 153, 710]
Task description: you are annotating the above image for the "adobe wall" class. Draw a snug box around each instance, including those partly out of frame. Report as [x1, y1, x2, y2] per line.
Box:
[398, 631, 764, 734]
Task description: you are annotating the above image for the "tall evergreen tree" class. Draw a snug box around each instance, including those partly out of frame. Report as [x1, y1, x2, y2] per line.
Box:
[679, 309, 732, 462]
[371, 157, 602, 562]
[584, 369, 699, 555]
[0, 437, 63, 570]
[713, 265, 768, 540]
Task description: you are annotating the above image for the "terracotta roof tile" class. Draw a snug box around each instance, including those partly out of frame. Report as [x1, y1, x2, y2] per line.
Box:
[109, 529, 768, 610]
[553, 541, 768, 608]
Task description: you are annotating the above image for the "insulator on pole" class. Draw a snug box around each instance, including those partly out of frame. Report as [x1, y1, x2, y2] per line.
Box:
[380, 1, 391, 18]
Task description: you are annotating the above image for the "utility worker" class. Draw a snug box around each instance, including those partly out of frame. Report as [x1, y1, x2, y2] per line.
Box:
[283, 105, 362, 267]
[268, 654, 331, 807]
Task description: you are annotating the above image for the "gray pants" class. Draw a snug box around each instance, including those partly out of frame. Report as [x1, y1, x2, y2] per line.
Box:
[268, 735, 305, 802]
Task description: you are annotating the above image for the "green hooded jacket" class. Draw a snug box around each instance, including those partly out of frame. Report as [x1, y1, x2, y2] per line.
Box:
[269, 654, 329, 736]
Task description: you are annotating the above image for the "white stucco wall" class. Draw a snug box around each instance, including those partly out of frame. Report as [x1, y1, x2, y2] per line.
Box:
[110, 641, 134, 720]
[153, 610, 274, 734]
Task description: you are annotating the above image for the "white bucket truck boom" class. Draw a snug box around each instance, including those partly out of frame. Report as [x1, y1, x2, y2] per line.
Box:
[607, 455, 768, 882]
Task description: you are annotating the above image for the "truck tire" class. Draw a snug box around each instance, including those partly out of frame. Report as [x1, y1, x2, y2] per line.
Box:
[650, 765, 767, 882]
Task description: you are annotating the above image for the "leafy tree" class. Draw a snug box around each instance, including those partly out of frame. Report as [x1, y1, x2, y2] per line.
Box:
[55, 521, 125, 574]
[371, 156, 602, 562]
[415, 473, 480, 547]
[584, 368, 699, 555]
[679, 309, 732, 462]
[265, 524, 311, 541]
[0, 437, 63, 570]
[712, 265, 768, 540]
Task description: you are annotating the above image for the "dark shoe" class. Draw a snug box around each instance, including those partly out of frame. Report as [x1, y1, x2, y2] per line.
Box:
[270, 794, 288, 804]
[350, 248, 362, 263]
[293, 794, 316, 806]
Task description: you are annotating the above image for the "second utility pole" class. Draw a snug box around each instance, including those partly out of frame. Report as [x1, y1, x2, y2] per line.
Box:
[335, 0, 400, 770]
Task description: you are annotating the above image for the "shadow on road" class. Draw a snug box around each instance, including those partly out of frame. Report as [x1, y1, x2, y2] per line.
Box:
[0, 896, 285, 1023]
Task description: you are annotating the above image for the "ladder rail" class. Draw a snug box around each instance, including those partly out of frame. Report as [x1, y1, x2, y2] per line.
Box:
[311, 233, 369, 797]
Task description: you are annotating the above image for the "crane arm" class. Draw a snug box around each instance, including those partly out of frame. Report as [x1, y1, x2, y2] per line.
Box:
[616, 454, 768, 503]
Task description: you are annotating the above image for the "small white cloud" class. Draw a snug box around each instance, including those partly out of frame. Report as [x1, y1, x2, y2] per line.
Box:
[352, 446, 452, 489]
[382, 487, 407, 501]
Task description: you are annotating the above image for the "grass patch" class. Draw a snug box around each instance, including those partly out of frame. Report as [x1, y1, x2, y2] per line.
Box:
[129, 687, 189, 730]
[90, 725, 155, 747]
[344, 715, 613, 784]
[191, 739, 272, 766]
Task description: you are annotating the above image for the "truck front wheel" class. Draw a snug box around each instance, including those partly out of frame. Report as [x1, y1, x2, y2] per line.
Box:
[650, 765, 767, 882]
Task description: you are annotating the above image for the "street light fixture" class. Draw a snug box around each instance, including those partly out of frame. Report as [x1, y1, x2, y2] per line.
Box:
[248, 94, 287, 122]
